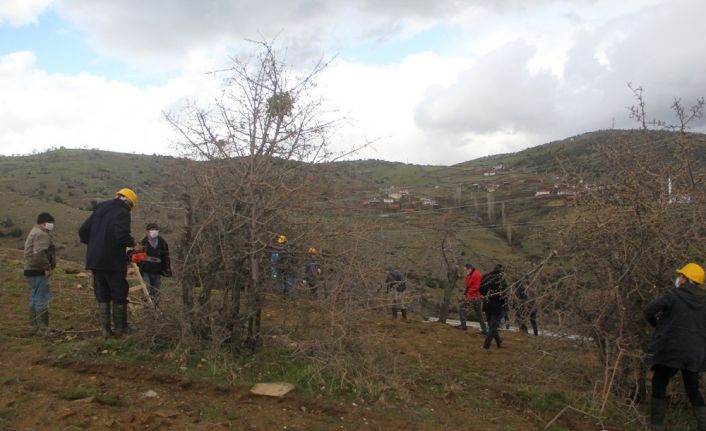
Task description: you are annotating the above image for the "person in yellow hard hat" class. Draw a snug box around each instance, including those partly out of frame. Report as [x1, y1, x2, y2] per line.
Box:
[270, 234, 296, 299]
[644, 262, 706, 430]
[78, 188, 142, 337]
[303, 247, 322, 299]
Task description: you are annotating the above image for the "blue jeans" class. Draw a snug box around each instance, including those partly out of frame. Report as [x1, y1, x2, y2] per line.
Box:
[26, 276, 51, 310]
[483, 312, 503, 349]
[276, 272, 296, 298]
[141, 271, 162, 304]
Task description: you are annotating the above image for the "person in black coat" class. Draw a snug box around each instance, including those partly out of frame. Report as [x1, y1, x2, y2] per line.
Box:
[644, 263, 706, 430]
[78, 188, 141, 336]
[385, 267, 407, 319]
[481, 264, 508, 349]
[138, 223, 172, 305]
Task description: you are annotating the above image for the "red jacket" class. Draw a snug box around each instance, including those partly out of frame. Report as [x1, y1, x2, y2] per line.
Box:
[464, 269, 482, 300]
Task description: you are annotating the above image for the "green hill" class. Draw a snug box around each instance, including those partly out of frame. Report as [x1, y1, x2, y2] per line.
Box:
[2, 130, 703, 267]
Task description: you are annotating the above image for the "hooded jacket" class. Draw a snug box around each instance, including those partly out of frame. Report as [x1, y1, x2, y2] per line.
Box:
[481, 268, 508, 315]
[78, 198, 135, 271]
[644, 283, 706, 372]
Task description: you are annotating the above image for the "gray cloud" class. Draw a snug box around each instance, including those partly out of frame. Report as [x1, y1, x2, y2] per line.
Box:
[413, 0, 706, 148]
[414, 42, 559, 134]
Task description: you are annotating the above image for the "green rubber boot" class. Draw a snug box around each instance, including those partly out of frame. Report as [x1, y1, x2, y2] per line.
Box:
[112, 303, 130, 336]
[28, 307, 38, 336]
[650, 397, 667, 431]
[695, 406, 706, 431]
[97, 302, 114, 337]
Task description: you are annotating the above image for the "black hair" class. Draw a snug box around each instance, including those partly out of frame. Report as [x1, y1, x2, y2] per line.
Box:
[146, 223, 159, 230]
[37, 212, 55, 224]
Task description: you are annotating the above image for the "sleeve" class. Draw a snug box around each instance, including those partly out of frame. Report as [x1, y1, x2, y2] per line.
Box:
[643, 293, 672, 328]
[113, 211, 136, 248]
[78, 213, 93, 244]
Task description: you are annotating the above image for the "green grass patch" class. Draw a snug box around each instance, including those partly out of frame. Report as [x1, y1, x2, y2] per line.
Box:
[58, 388, 96, 400]
[513, 387, 568, 412]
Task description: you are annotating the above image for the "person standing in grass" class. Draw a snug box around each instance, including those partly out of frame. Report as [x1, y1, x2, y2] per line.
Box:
[385, 266, 407, 319]
[79, 188, 142, 337]
[644, 263, 706, 431]
[138, 223, 172, 305]
[23, 212, 56, 335]
[480, 264, 508, 349]
[457, 263, 485, 333]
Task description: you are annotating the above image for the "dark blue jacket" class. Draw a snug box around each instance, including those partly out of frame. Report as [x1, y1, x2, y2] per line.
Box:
[139, 236, 172, 276]
[644, 283, 706, 372]
[78, 199, 135, 271]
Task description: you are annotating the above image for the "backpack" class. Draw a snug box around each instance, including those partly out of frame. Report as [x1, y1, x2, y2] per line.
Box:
[480, 273, 494, 296]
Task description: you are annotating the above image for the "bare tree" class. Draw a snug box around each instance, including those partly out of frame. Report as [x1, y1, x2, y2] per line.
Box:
[166, 40, 337, 350]
[544, 87, 705, 411]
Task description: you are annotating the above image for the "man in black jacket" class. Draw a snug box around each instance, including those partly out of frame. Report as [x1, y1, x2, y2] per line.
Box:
[79, 188, 141, 336]
[644, 262, 706, 431]
[138, 223, 172, 305]
[481, 264, 508, 349]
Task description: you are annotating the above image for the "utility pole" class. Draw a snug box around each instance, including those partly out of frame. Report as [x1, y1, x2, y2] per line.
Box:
[501, 201, 506, 227]
[486, 192, 495, 222]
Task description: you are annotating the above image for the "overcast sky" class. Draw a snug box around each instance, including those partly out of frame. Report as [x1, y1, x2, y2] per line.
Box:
[1, 0, 704, 164]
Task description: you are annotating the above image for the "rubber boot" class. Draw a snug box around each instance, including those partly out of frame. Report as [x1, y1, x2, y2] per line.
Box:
[112, 303, 130, 336]
[401, 309, 407, 319]
[28, 307, 38, 336]
[650, 397, 667, 431]
[391, 307, 398, 319]
[36, 308, 49, 335]
[695, 406, 706, 431]
[98, 302, 114, 337]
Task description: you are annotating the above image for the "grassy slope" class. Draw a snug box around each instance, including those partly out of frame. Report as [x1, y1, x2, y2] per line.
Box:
[0, 247, 668, 431]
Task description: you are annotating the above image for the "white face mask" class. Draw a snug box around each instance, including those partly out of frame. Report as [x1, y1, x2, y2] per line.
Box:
[675, 277, 683, 288]
[148, 230, 159, 239]
[43, 222, 54, 231]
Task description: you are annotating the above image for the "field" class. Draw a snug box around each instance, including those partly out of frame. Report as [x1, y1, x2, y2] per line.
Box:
[0, 247, 654, 431]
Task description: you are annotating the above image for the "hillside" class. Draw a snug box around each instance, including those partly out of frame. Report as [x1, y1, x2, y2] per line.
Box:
[2, 129, 703, 266]
[0, 247, 660, 431]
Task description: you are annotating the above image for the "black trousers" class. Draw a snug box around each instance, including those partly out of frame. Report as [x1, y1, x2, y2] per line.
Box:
[93, 268, 129, 304]
[652, 364, 705, 407]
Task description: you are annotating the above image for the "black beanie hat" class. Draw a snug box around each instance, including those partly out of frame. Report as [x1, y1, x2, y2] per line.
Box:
[37, 212, 55, 224]
[146, 223, 158, 230]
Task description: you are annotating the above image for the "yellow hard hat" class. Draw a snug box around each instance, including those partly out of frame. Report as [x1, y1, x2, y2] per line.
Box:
[116, 188, 138, 212]
[677, 263, 705, 285]
[308, 247, 317, 255]
[276, 235, 287, 244]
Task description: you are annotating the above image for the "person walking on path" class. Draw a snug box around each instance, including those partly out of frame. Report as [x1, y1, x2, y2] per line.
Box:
[386, 267, 408, 319]
[23, 212, 56, 335]
[79, 188, 142, 337]
[480, 264, 508, 349]
[457, 263, 486, 333]
[138, 223, 172, 305]
[644, 262, 706, 431]
[515, 277, 538, 336]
